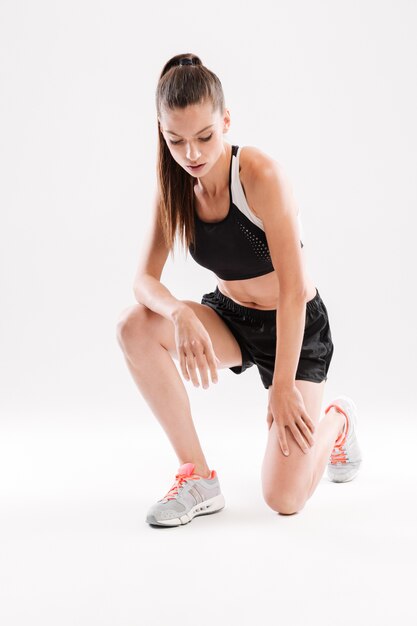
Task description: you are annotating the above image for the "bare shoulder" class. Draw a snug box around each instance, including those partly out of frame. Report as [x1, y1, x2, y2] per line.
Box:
[239, 144, 289, 182]
[238, 146, 292, 219]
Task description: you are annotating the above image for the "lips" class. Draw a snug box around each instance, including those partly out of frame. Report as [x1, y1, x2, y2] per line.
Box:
[187, 163, 206, 170]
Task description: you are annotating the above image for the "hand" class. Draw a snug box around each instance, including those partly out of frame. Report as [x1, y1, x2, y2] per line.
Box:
[173, 306, 220, 389]
[266, 385, 315, 456]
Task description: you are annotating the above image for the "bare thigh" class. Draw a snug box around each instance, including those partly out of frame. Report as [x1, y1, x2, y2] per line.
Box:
[261, 379, 326, 513]
[117, 300, 244, 373]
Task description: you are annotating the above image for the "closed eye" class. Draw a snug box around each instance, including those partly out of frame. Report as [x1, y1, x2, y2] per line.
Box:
[169, 134, 213, 145]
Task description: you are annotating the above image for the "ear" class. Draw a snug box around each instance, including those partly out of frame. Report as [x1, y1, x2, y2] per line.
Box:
[223, 107, 231, 133]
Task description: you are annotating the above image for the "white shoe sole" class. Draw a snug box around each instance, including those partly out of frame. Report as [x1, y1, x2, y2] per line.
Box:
[327, 465, 361, 483]
[146, 493, 226, 527]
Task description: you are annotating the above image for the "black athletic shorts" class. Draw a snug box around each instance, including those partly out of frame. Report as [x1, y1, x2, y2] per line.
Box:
[201, 285, 334, 390]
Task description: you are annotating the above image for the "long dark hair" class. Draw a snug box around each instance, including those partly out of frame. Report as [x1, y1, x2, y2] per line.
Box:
[155, 53, 226, 258]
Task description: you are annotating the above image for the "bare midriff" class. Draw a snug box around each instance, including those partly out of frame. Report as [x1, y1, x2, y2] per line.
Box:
[217, 250, 317, 311]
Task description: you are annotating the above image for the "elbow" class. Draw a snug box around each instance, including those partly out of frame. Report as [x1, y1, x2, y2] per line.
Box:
[132, 272, 159, 304]
[132, 284, 141, 304]
[132, 276, 146, 303]
[279, 286, 308, 304]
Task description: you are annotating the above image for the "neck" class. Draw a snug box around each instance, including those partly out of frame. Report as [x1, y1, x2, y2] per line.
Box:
[194, 143, 231, 199]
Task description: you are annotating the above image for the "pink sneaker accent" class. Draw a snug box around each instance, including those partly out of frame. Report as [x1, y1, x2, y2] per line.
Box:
[178, 462, 196, 477]
[162, 463, 217, 501]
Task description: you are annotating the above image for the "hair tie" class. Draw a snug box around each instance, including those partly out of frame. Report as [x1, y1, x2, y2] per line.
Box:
[178, 57, 193, 66]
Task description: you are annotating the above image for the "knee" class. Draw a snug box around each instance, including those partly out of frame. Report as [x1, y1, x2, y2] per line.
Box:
[263, 490, 307, 515]
[116, 304, 149, 351]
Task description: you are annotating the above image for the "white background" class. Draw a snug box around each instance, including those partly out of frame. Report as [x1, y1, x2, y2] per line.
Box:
[1, 1, 416, 625]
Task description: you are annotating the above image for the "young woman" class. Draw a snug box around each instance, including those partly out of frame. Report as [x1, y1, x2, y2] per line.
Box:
[116, 53, 363, 527]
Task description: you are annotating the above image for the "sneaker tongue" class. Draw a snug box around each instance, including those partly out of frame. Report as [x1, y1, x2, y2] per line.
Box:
[177, 462, 195, 477]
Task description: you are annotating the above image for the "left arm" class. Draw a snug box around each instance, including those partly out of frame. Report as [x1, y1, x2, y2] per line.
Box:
[273, 294, 306, 388]
[246, 156, 315, 454]
[248, 158, 307, 388]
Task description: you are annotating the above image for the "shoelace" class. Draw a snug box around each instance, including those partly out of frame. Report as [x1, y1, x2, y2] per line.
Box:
[163, 472, 201, 501]
[330, 444, 349, 465]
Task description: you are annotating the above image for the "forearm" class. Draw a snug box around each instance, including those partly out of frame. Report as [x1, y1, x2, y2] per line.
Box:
[133, 274, 188, 322]
[272, 295, 307, 388]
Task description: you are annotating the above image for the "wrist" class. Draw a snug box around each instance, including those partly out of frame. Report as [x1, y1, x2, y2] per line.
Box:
[171, 301, 191, 323]
[271, 378, 296, 392]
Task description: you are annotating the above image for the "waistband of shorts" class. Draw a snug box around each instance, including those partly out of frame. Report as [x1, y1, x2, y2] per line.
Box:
[210, 286, 322, 320]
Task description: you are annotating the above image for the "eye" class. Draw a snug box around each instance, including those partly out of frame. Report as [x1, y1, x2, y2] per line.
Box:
[169, 133, 213, 146]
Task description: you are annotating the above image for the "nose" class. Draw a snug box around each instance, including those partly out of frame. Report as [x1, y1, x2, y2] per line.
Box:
[186, 144, 202, 162]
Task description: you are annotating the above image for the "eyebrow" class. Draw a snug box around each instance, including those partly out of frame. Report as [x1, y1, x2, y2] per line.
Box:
[165, 124, 214, 137]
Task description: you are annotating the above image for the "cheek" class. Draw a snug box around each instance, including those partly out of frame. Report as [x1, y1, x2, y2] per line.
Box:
[167, 147, 183, 164]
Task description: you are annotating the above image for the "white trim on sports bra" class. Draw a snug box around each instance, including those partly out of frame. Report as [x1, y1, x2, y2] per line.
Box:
[231, 146, 305, 244]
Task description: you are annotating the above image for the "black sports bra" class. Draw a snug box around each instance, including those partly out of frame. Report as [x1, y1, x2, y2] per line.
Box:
[188, 144, 304, 281]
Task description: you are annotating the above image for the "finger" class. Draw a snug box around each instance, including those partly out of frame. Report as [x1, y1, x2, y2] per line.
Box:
[304, 413, 315, 434]
[276, 424, 290, 456]
[190, 340, 208, 388]
[289, 422, 310, 454]
[194, 350, 210, 389]
[184, 348, 199, 387]
[296, 416, 315, 446]
[179, 350, 190, 381]
[206, 349, 219, 384]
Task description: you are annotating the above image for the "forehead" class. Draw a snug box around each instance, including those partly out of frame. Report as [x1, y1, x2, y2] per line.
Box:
[160, 101, 219, 134]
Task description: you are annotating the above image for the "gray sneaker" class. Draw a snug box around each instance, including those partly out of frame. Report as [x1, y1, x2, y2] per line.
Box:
[146, 462, 225, 527]
[325, 395, 363, 483]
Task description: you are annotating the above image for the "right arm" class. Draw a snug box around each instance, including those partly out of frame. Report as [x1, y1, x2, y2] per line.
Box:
[132, 186, 219, 387]
[132, 186, 187, 323]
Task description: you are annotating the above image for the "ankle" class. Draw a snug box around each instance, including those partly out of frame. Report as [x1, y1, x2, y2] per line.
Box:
[193, 466, 211, 478]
